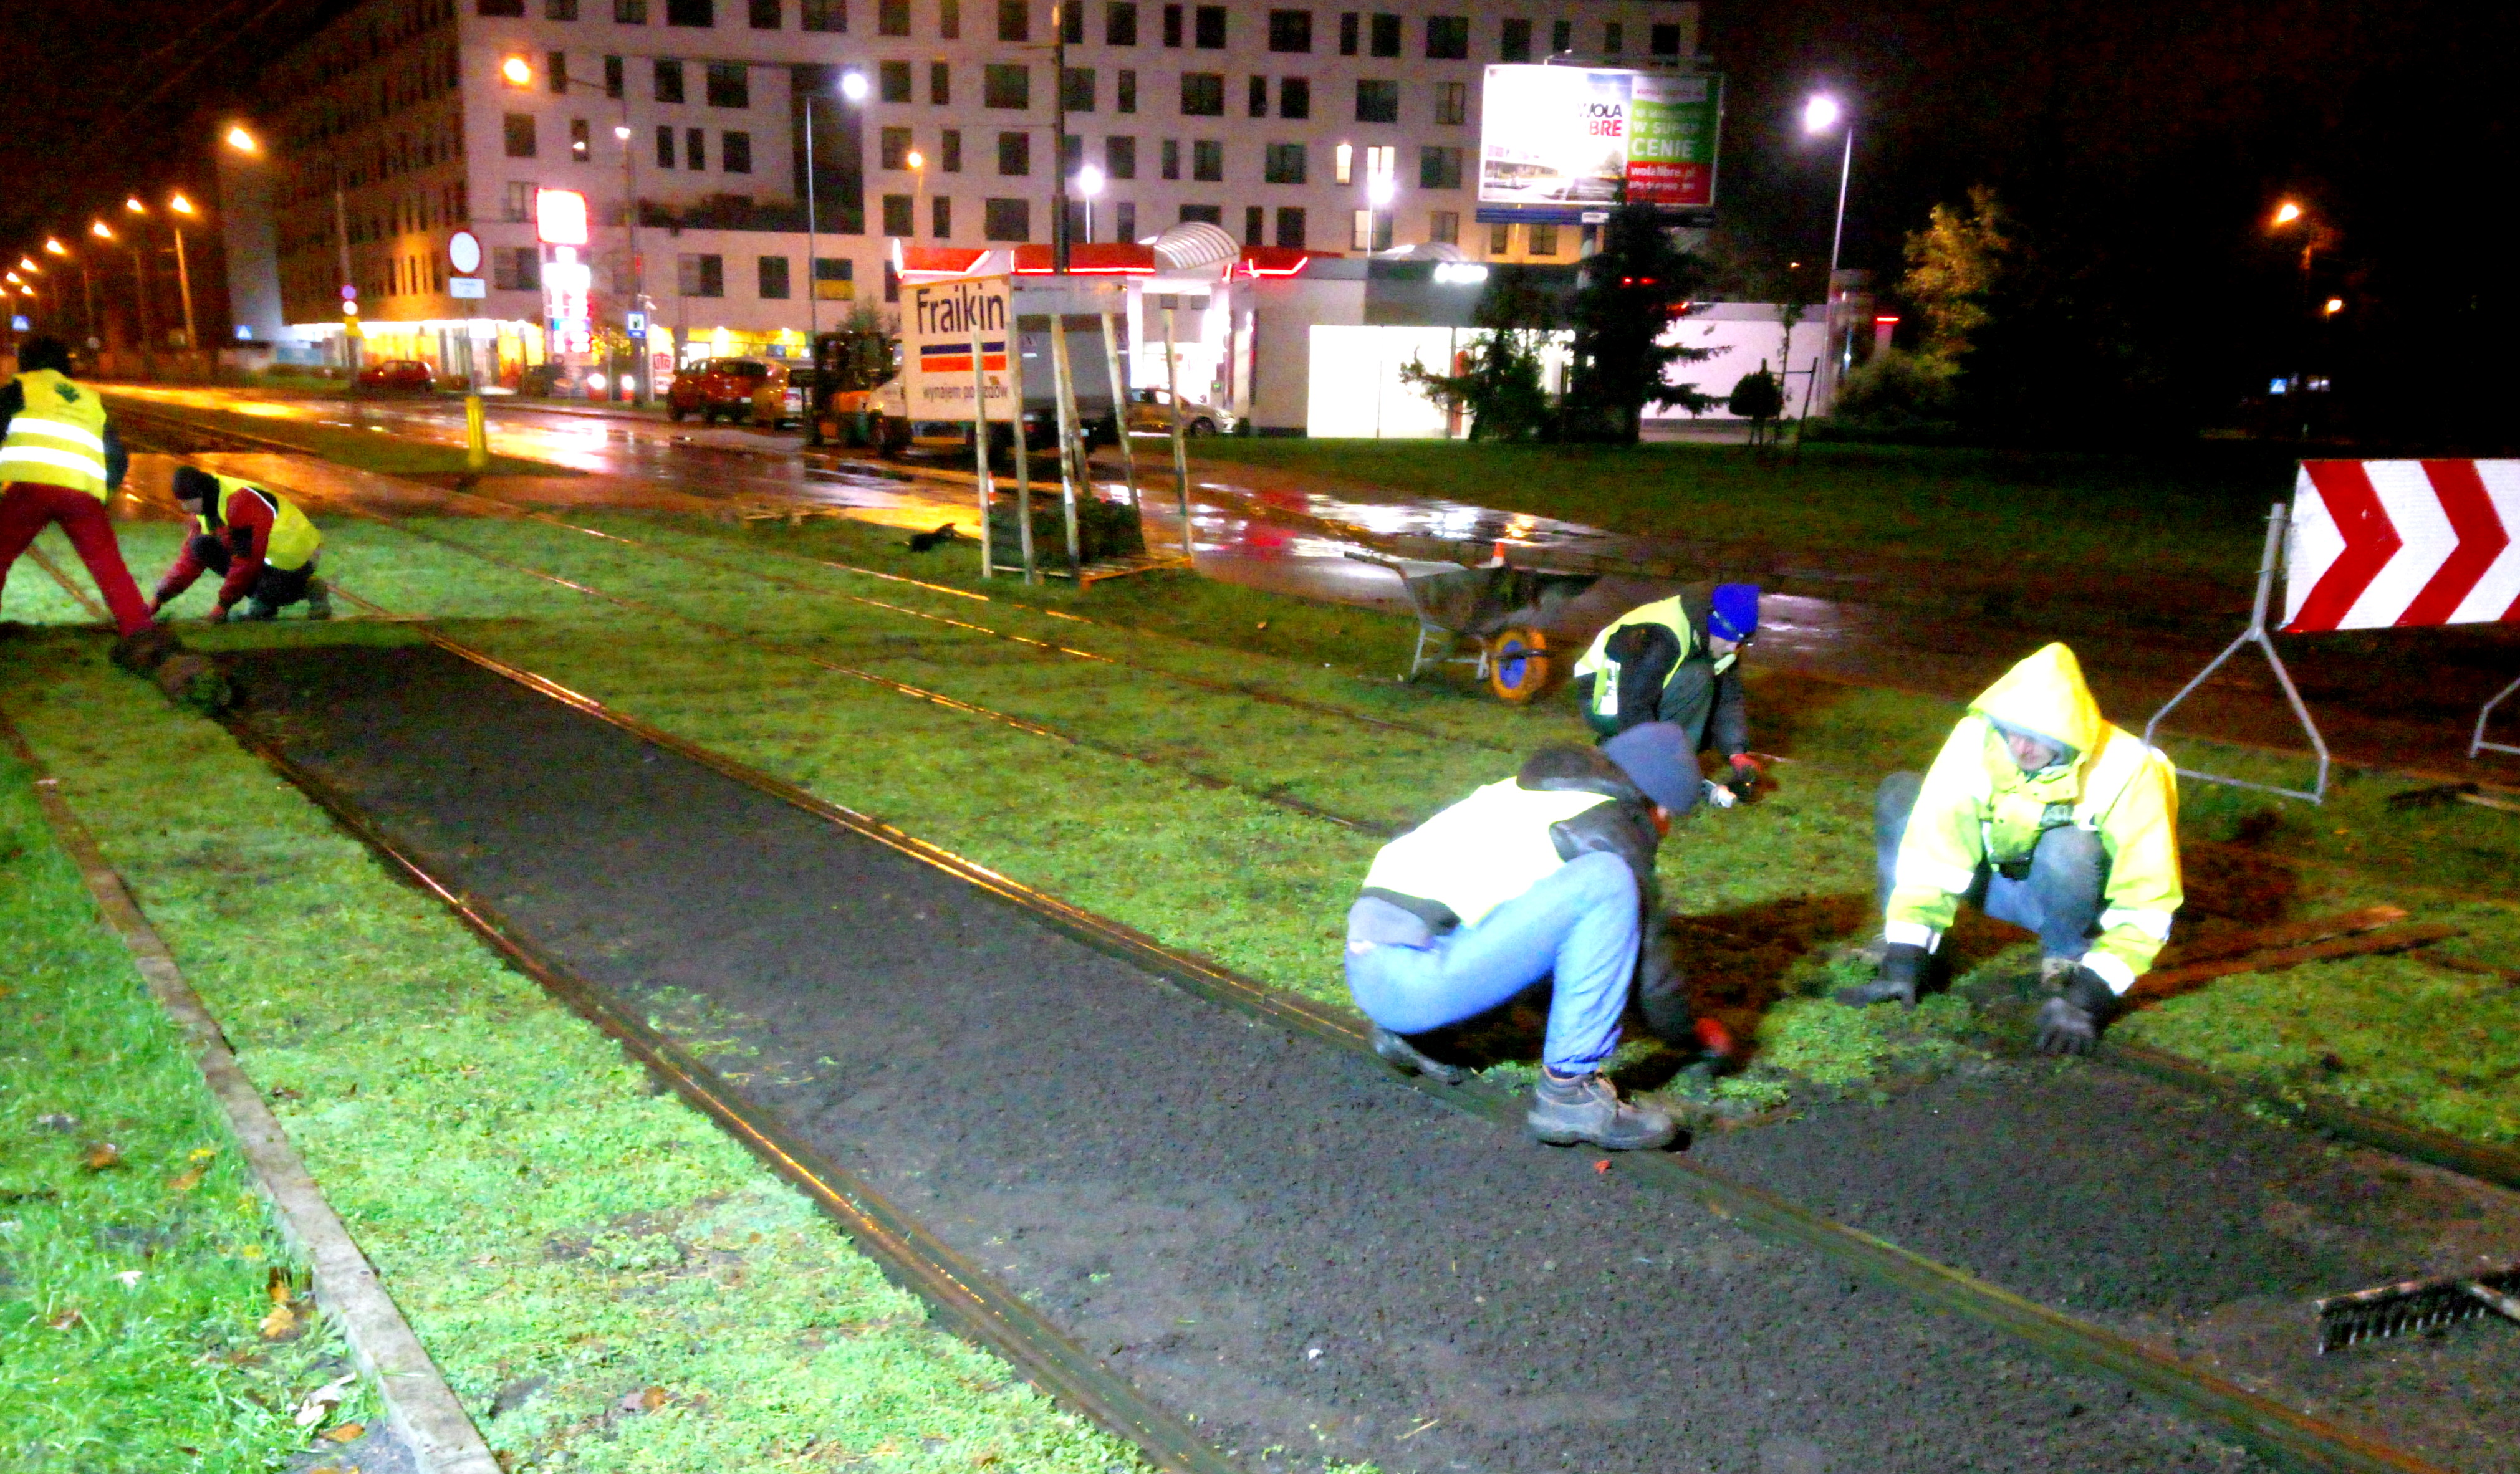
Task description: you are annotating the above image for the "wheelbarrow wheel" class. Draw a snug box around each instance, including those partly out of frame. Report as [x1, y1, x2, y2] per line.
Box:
[1486, 626, 1552, 703]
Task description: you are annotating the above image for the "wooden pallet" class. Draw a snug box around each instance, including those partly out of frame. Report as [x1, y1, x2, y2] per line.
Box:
[991, 552, 1194, 585]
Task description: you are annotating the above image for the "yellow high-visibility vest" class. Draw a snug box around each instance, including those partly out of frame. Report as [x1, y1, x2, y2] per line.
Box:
[200, 475, 322, 572]
[1, 370, 112, 497]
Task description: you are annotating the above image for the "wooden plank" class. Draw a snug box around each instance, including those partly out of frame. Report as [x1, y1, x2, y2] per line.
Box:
[2133, 923, 2460, 1005]
[2157, 905, 2408, 969]
[2418, 950, 2520, 987]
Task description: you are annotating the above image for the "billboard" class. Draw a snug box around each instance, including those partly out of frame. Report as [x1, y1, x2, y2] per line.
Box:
[904, 275, 1016, 422]
[1478, 66, 1721, 221]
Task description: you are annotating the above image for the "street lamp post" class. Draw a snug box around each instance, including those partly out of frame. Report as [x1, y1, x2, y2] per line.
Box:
[227, 125, 360, 371]
[807, 70, 871, 348]
[1801, 93, 1856, 390]
[2268, 199, 2337, 439]
[168, 194, 201, 352]
[1074, 163, 1103, 244]
[44, 238, 94, 350]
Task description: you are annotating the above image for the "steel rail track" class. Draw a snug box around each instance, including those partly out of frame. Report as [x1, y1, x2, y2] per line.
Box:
[204, 601, 2449, 1474]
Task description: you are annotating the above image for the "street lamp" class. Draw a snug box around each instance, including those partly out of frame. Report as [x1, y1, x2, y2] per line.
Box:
[228, 121, 360, 371]
[1802, 92, 1856, 386]
[500, 57, 649, 401]
[804, 71, 869, 347]
[908, 148, 930, 241]
[166, 194, 201, 350]
[1074, 163, 1104, 244]
[44, 236, 95, 347]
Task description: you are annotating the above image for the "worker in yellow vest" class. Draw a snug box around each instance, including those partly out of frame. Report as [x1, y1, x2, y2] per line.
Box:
[1840, 643, 2183, 1055]
[1343, 722, 1733, 1151]
[1569, 584, 1763, 805]
[0, 337, 155, 642]
[152, 467, 332, 621]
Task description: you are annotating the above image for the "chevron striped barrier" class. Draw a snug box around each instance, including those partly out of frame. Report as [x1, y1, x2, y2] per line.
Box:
[2148, 461, 2520, 803]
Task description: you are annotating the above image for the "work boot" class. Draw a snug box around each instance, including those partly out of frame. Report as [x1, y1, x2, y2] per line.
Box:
[2038, 954, 2080, 993]
[304, 579, 334, 620]
[1526, 1071, 1676, 1151]
[1369, 1026, 1466, 1084]
[1833, 932, 1890, 969]
[108, 625, 182, 675]
[1836, 940, 1927, 1008]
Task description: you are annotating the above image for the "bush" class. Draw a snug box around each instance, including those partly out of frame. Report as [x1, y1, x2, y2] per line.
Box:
[987, 492, 1147, 564]
[1824, 348, 1960, 438]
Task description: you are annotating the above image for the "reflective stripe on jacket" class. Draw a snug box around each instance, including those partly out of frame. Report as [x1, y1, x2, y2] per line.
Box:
[1885, 643, 2182, 992]
[1362, 780, 1612, 928]
[200, 475, 322, 572]
[1570, 594, 1734, 720]
[0, 370, 112, 497]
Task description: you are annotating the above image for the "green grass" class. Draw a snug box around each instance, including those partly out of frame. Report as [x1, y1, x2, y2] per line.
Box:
[100, 392, 570, 479]
[1186, 437, 2296, 590]
[1, 634, 1150, 1474]
[0, 751, 371, 1473]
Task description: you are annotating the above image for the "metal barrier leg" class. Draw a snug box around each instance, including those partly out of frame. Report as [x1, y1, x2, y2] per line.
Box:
[2476, 676, 2520, 760]
[2142, 502, 2330, 805]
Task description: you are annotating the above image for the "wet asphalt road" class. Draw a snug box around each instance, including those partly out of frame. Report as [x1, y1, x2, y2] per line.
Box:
[108, 385, 2520, 782]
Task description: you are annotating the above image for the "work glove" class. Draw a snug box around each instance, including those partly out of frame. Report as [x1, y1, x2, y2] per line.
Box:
[1836, 940, 1926, 1008]
[203, 603, 229, 625]
[1721, 754, 1764, 801]
[2033, 965, 2122, 1056]
[1701, 777, 1736, 810]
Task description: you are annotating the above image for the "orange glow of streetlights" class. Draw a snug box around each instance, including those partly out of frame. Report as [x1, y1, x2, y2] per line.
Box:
[2324, 297, 2345, 316]
[170, 194, 196, 216]
[125, 197, 147, 215]
[44, 238, 68, 256]
[501, 55, 533, 86]
[2272, 201, 2303, 226]
[225, 125, 260, 153]
[17, 257, 38, 273]
[89, 220, 114, 241]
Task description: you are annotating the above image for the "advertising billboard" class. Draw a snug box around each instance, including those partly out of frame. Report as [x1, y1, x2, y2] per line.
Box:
[1478, 67, 1721, 222]
[904, 275, 1016, 423]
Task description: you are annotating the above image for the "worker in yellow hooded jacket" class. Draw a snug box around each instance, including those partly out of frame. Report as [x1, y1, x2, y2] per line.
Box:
[1839, 643, 2181, 1055]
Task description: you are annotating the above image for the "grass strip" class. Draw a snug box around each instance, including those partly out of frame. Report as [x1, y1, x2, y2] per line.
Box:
[1, 633, 1152, 1474]
[0, 747, 369, 1473]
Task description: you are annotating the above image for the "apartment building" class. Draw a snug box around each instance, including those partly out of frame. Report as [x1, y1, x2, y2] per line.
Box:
[228, 0, 1702, 380]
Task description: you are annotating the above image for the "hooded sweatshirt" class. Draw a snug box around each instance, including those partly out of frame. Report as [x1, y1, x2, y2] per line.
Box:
[1884, 643, 2181, 993]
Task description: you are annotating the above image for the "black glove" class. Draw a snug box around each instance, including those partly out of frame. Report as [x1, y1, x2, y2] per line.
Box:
[1837, 940, 1925, 1008]
[2033, 965, 2121, 1055]
[1721, 754, 1763, 800]
[1635, 932, 1695, 1045]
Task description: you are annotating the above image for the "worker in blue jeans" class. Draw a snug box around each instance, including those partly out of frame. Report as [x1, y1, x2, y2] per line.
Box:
[1343, 722, 1726, 1151]
[1868, 770, 2105, 960]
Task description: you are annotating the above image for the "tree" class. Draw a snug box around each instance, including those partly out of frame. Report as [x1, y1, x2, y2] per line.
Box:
[1564, 201, 1719, 443]
[1901, 184, 2010, 368]
[1397, 268, 1557, 441]
[1726, 361, 1786, 447]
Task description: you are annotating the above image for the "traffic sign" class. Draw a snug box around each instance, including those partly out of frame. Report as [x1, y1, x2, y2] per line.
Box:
[2284, 460, 2520, 631]
[448, 229, 483, 275]
[626, 311, 647, 335]
[449, 276, 486, 299]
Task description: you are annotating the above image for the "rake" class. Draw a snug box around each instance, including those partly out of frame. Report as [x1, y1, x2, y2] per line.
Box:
[2316, 1265, 2520, 1353]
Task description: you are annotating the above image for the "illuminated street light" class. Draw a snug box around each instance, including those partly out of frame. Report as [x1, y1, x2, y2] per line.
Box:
[2273, 200, 2303, 226]
[1074, 163, 1104, 242]
[839, 70, 868, 102]
[18, 257, 39, 273]
[1802, 95, 1842, 134]
[225, 125, 259, 153]
[2324, 297, 2345, 315]
[90, 220, 113, 241]
[614, 124, 632, 141]
[125, 197, 147, 215]
[45, 238, 68, 255]
[170, 194, 196, 216]
[502, 55, 534, 86]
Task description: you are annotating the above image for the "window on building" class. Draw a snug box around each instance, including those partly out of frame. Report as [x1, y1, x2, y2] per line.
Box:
[759, 254, 791, 296]
[1193, 4, 1224, 45]
[1425, 15, 1466, 59]
[1433, 79, 1466, 124]
[503, 113, 537, 156]
[1106, 134, 1137, 178]
[666, 0, 713, 23]
[1279, 77, 1310, 118]
[880, 0, 909, 32]
[1191, 138, 1221, 181]
[883, 193, 913, 234]
[750, 0, 779, 25]
[547, 52, 570, 92]
[931, 194, 951, 236]
[800, 0, 843, 30]
[1652, 22, 1681, 55]
[1161, 3, 1181, 45]
[479, 0, 524, 14]
[1179, 203, 1221, 224]
[724, 130, 753, 170]
[1248, 75, 1268, 117]
[1106, 1, 1137, 43]
[616, 0, 648, 19]
[1488, 220, 1510, 254]
[654, 57, 685, 102]
[655, 124, 676, 165]
[1065, 67, 1096, 111]
[1354, 79, 1397, 122]
[881, 59, 913, 101]
[1333, 139, 1350, 182]
[1429, 209, 1458, 244]
[930, 61, 951, 103]
[940, 0, 959, 36]
[1350, 207, 1390, 251]
[1549, 19, 1570, 52]
[686, 126, 706, 167]
[941, 128, 963, 170]
[1180, 72, 1223, 115]
[997, 0, 1027, 41]
[815, 256, 854, 297]
[1274, 206, 1306, 249]
[1338, 10, 1357, 54]
[1114, 199, 1137, 239]
[604, 54, 625, 95]
[1369, 11, 1398, 55]
[1064, 1, 1082, 42]
[1418, 144, 1460, 188]
[1160, 137, 1179, 179]
[679, 252, 725, 294]
[1263, 141, 1305, 183]
[502, 180, 538, 219]
[1244, 204, 1264, 246]
[983, 63, 1029, 108]
[984, 197, 1030, 240]
[1499, 17, 1530, 61]
[1527, 221, 1557, 255]
[880, 125, 914, 168]
[493, 244, 541, 289]
[998, 130, 1029, 174]
[1117, 68, 1137, 112]
[1602, 21, 1621, 54]
[570, 118, 592, 160]
[706, 60, 749, 106]
[1267, 9, 1310, 50]
[549, 0, 580, 17]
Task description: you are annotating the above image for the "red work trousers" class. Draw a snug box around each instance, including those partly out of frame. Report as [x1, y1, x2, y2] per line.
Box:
[0, 482, 155, 637]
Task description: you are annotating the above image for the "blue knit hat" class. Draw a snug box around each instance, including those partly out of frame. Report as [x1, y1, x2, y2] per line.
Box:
[1602, 722, 1702, 815]
[1709, 584, 1761, 643]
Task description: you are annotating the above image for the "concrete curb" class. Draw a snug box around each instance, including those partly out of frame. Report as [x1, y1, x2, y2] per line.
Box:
[0, 709, 501, 1474]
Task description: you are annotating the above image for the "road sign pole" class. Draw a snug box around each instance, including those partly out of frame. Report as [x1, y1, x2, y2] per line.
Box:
[2144, 502, 2330, 805]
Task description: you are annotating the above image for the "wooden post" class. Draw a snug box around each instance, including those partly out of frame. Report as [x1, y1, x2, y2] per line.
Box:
[1163, 302, 1191, 561]
[1008, 312, 1038, 583]
[1098, 312, 1142, 509]
[969, 305, 995, 578]
[1049, 312, 1084, 580]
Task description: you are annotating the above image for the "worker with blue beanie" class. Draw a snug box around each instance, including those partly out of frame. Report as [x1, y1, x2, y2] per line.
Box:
[1342, 721, 1733, 1151]
[1569, 583, 1764, 804]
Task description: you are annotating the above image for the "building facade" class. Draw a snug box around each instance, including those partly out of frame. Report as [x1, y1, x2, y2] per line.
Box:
[233, 0, 1701, 383]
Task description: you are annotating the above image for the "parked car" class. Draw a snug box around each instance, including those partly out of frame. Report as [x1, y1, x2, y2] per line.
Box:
[1125, 386, 1234, 437]
[667, 357, 789, 424]
[356, 359, 435, 393]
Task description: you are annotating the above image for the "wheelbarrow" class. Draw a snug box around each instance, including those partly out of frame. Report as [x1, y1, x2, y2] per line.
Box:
[1345, 550, 1600, 703]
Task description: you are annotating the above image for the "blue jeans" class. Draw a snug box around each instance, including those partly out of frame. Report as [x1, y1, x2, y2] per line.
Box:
[1875, 772, 2104, 960]
[1344, 851, 1638, 1076]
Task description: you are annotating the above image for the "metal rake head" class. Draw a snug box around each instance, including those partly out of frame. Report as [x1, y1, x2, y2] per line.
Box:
[2317, 1265, 2520, 1354]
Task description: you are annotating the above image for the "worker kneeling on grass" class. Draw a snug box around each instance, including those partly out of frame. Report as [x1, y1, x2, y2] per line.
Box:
[1840, 642, 2182, 1056]
[1344, 722, 1729, 1152]
[154, 467, 332, 622]
[1568, 585, 1764, 806]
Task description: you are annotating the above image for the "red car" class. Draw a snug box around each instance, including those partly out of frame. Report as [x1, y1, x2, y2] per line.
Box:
[356, 359, 435, 393]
